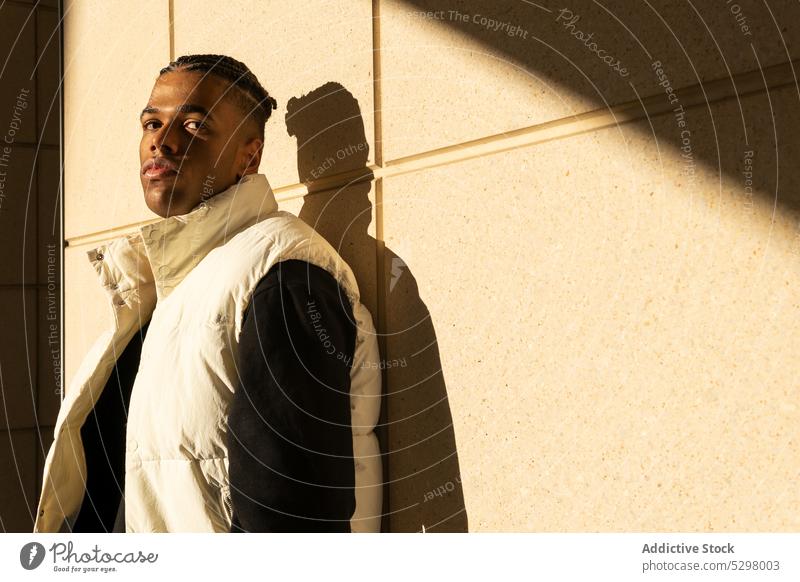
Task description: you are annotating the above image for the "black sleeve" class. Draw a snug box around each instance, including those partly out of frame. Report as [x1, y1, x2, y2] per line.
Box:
[226, 259, 357, 532]
[72, 320, 149, 533]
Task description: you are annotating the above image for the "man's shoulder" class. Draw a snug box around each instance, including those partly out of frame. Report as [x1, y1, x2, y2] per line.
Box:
[199, 210, 312, 271]
[253, 259, 346, 299]
[241, 209, 314, 241]
[204, 208, 361, 307]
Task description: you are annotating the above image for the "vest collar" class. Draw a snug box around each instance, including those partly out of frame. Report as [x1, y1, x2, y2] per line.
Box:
[87, 173, 279, 308]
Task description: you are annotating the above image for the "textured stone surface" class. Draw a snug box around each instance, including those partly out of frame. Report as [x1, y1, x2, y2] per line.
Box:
[382, 83, 800, 531]
[380, 0, 800, 160]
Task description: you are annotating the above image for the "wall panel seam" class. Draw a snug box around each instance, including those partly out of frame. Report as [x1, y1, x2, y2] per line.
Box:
[63, 59, 798, 246]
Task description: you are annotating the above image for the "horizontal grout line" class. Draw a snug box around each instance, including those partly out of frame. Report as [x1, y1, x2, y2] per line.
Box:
[273, 165, 378, 200]
[65, 58, 797, 247]
[0, 425, 55, 433]
[0, 283, 59, 289]
[7, 142, 60, 150]
[67, 169, 381, 247]
[67, 218, 162, 248]
[3, 0, 58, 12]
[380, 58, 799, 179]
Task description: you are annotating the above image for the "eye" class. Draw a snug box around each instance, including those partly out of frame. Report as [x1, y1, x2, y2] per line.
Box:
[142, 119, 160, 131]
[185, 119, 206, 131]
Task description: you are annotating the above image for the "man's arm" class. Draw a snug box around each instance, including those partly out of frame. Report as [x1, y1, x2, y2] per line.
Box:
[226, 259, 357, 532]
[72, 320, 149, 532]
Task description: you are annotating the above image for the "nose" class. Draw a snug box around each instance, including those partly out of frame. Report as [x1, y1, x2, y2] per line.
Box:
[150, 120, 180, 156]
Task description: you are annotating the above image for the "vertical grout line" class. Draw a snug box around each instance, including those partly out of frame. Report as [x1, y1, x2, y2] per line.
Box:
[375, 184, 388, 534]
[372, 3, 383, 169]
[32, 0, 42, 511]
[57, 0, 66, 525]
[58, 0, 64, 413]
[371, 0, 390, 534]
[168, 0, 175, 61]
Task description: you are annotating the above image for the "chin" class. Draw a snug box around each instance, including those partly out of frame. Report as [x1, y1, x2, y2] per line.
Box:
[143, 185, 191, 218]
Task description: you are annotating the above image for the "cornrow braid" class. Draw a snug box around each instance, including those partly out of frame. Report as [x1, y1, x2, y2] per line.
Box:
[159, 54, 278, 141]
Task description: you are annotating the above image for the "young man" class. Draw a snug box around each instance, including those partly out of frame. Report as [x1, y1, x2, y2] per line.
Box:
[33, 54, 383, 533]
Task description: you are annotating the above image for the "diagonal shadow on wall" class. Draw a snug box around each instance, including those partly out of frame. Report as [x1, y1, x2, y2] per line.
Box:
[395, 0, 800, 217]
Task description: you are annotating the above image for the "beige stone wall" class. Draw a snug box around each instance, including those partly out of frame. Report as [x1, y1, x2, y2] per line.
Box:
[59, 0, 800, 532]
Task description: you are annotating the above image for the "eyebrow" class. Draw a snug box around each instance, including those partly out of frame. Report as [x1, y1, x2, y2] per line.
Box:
[140, 103, 213, 121]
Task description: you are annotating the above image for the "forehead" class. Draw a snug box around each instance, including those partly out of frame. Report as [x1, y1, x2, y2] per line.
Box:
[146, 69, 236, 114]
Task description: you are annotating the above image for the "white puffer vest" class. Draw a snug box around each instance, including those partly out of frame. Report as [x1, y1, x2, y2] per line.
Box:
[33, 173, 383, 533]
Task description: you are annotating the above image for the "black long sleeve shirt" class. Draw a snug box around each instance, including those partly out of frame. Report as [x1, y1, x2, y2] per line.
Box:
[71, 259, 357, 533]
[226, 259, 357, 532]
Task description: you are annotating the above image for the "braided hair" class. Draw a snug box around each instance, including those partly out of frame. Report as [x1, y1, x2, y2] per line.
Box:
[158, 54, 277, 141]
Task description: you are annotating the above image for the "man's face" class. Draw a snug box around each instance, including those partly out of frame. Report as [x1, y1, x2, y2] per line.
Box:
[139, 69, 261, 217]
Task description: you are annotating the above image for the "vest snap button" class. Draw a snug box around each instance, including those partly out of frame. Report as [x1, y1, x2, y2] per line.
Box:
[157, 265, 170, 277]
[127, 439, 138, 452]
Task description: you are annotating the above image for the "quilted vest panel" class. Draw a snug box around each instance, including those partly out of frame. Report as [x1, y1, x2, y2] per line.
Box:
[125, 212, 382, 532]
[33, 174, 382, 533]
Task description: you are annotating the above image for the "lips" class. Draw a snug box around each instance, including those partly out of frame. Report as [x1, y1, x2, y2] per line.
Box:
[142, 157, 179, 179]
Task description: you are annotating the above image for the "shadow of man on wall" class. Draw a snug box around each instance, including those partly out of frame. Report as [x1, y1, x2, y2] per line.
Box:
[285, 82, 468, 532]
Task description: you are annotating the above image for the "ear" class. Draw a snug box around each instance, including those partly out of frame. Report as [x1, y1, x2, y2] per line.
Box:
[238, 136, 264, 177]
